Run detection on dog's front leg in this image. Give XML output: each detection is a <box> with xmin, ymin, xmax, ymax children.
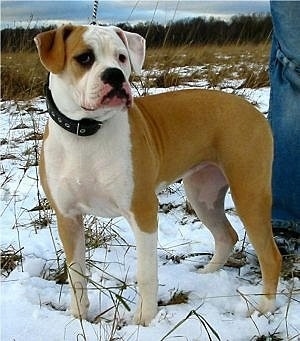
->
<box><xmin>128</xmin><ymin>210</ymin><xmax>158</xmax><ymax>326</ymax></box>
<box><xmin>56</xmin><ymin>213</ymin><xmax>90</xmax><ymax>319</ymax></box>
<box><xmin>133</xmin><ymin>228</ymin><xmax>158</xmax><ymax>326</ymax></box>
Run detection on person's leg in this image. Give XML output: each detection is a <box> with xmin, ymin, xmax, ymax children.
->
<box><xmin>268</xmin><ymin>1</ymin><xmax>300</xmax><ymax>253</ymax></box>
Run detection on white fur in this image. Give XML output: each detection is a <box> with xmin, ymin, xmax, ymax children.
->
<box><xmin>83</xmin><ymin>26</ymin><xmax>132</xmax><ymax>79</ymax></box>
<box><xmin>68</xmin><ymin>227</ymin><xmax>89</xmax><ymax>319</ymax></box>
<box><xmin>128</xmin><ymin>214</ymin><xmax>158</xmax><ymax>326</ymax></box>
<box><xmin>44</xmin><ymin>109</ymin><xmax>134</xmax><ymax>218</ymax></box>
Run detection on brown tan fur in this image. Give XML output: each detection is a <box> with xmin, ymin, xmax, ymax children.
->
<box><xmin>129</xmin><ymin>89</ymin><xmax>281</xmax><ymax>300</ymax></box>
<box><xmin>35</xmin><ymin>25</ymin><xmax>89</xmax><ymax>76</ymax></box>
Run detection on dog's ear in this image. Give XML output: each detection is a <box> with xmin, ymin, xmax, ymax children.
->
<box><xmin>114</xmin><ymin>28</ymin><xmax>146</xmax><ymax>75</ymax></box>
<box><xmin>34</xmin><ymin>25</ymin><xmax>74</xmax><ymax>74</ymax></box>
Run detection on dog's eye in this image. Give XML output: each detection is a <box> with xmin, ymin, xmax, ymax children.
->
<box><xmin>119</xmin><ymin>54</ymin><xmax>127</xmax><ymax>63</ymax></box>
<box><xmin>75</xmin><ymin>51</ymin><xmax>95</xmax><ymax>67</ymax></box>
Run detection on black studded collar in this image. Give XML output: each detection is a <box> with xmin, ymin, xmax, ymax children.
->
<box><xmin>44</xmin><ymin>74</ymin><xmax>103</xmax><ymax>137</ymax></box>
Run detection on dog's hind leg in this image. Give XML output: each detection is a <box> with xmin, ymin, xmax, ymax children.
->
<box><xmin>56</xmin><ymin>213</ymin><xmax>90</xmax><ymax>319</ymax></box>
<box><xmin>230</xmin><ymin>184</ymin><xmax>282</xmax><ymax>313</ymax></box>
<box><xmin>183</xmin><ymin>163</ymin><xmax>238</xmax><ymax>273</ymax></box>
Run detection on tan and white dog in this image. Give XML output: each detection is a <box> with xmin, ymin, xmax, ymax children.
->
<box><xmin>34</xmin><ymin>24</ymin><xmax>281</xmax><ymax>325</ymax></box>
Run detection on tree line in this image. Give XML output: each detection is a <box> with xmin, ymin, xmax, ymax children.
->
<box><xmin>1</xmin><ymin>14</ymin><xmax>272</xmax><ymax>52</ymax></box>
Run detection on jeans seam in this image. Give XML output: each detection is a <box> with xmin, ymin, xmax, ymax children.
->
<box><xmin>276</xmin><ymin>49</ymin><xmax>299</xmax><ymax>70</ymax></box>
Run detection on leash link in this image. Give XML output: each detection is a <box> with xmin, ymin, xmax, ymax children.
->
<box><xmin>91</xmin><ymin>0</ymin><xmax>99</xmax><ymax>25</ymax></box>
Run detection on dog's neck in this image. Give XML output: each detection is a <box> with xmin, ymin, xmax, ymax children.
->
<box><xmin>45</xmin><ymin>80</ymin><xmax>103</xmax><ymax>136</ymax></box>
<box><xmin>44</xmin><ymin>74</ymin><xmax>103</xmax><ymax>137</ymax></box>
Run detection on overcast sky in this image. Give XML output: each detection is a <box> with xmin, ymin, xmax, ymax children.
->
<box><xmin>1</xmin><ymin>1</ymin><xmax>270</xmax><ymax>29</ymax></box>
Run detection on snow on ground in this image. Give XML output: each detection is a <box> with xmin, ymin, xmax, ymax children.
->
<box><xmin>1</xmin><ymin>79</ymin><xmax>299</xmax><ymax>341</ymax></box>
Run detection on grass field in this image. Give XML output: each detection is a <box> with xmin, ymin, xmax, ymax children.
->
<box><xmin>1</xmin><ymin>43</ymin><xmax>270</xmax><ymax>100</ymax></box>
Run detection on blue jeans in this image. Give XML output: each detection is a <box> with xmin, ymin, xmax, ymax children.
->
<box><xmin>268</xmin><ymin>1</ymin><xmax>300</xmax><ymax>233</ymax></box>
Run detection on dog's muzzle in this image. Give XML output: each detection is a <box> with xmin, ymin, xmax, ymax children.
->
<box><xmin>100</xmin><ymin>68</ymin><xmax>132</xmax><ymax>107</ymax></box>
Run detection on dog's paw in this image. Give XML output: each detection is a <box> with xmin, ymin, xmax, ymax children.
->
<box><xmin>198</xmin><ymin>262</ymin><xmax>222</xmax><ymax>273</ymax></box>
<box><xmin>70</xmin><ymin>295</ymin><xmax>90</xmax><ymax>320</ymax></box>
<box><xmin>133</xmin><ymin>304</ymin><xmax>157</xmax><ymax>326</ymax></box>
<box><xmin>256</xmin><ymin>296</ymin><xmax>276</xmax><ymax>315</ymax></box>
<box><xmin>241</xmin><ymin>296</ymin><xmax>276</xmax><ymax>318</ymax></box>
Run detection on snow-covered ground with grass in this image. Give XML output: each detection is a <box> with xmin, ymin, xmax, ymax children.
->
<box><xmin>1</xmin><ymin>76</ymin><xmax>299</xmax><ymax>341</ymax></box>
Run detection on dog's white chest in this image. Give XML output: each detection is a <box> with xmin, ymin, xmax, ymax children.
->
<box><xmin>44</xmin><ymin>115</ymin><xmax>134</xmax><ymax>218</ymax></box>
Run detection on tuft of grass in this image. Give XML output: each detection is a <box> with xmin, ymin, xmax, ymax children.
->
<box><xmin>253</xmin><ymin>334</ymin><xmax>283</xmax><ymax>341</ymax></box>
<box><xmin>0</xmin><ymin>245</ymin><xmax>23</xmax><ymax>277</ymax></box>
<box><xmin>152</xmin><ymin>69</ymin><xmax>182</xmax><ymax>88</ymax></box>
<box><xmin>158</xmin><ymin>289</ymin><xmax>189</xmax><ymax>306</ymax></box>
<box><xmin>280</xmin><ymin>255</ymin><xmax>300</xmax><ymax>280</ymax></box>
<box><xmin>237</xmin><ymin>67</ymin><xmax>270</xmax><ymax>89</ymax></box>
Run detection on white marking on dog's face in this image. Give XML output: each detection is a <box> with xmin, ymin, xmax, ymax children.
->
<box><xmin>60</xmin><ymin>26</ymin><xmax>133</xmax><ymax>119</ymax></box>
<box><xmin>35</xmin><ymin>24</ymin><xmax>145</xmax><ymax>120</ymax></box>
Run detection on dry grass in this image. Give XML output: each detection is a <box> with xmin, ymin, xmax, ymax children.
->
<box><xmin>1</xmin><ymin>245</ymin><xmax>23</xmax><ymax>277</ymax></box>
<box><xmin>1</xmin><ymin>43</ymin><xmax>270</xmax><ymax>100</ymax></box>
<box><xmin>1</xmin><ymin>52</ymin><xmax>47</xmax><ymax>100</ymax></box>
<box><xmin>139</xmin><ymin>43</ymin><xmax>270</xmax><ymax>90</ymax></box>
<box><xmin>144</xmin><ymin>43</ymin><xmax>269</xmax><ymax>69</ymax></box>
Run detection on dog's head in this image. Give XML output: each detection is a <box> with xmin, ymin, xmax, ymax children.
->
<box><xmin>34</xmin><ymin>25</ymin><xmax>145</xmax><ymax>118</ymax></box>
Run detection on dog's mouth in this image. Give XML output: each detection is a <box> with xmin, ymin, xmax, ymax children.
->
<box><xmin>81</xmin><ymin>85</ymin><xmax>132</xmax><ymax>112</ymax></box>
<box><xmin>101</xmin><ymin>88</ymin><xmax>132</xmax><ymax>107</ymax></box>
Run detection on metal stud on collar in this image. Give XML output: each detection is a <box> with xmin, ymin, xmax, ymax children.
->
<box><xmin>77</xmin><ymin>123</ymin><xmax>86</xmax><ymax>135</ymax></box>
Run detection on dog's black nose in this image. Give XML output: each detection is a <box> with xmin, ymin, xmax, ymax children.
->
<box><xmin>101</xmin><ymin>68</ymin><xmax>125</xmax><ymax>89</ymax></box>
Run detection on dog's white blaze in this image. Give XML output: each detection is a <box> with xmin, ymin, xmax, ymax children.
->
<box><xmin>49</xmin><ymin>26</ymin><xmax>133</xmax><ymax>122</ymax></box>
<box><xmin>73</xmin><ymin>27</ymin><xmax>131</xmax><ymax>112</ymax></box>
<box><xmin>44</xmin><ymin>111</ymin><xmax>134</xmax><ymax>218</ymax></box>
<box><xmin>83</xmin><ymin>26</ymin><xmax>131</xmax><ymax>78</ymax></box>
<box><xmin>82</xmin><ymin>26</ymin><xmax>132</xmax><ymax>108</ymax></box>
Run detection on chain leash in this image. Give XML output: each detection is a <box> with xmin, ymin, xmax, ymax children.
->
<box><xmin>91</xmin><ymin>0</ymin><xmax>99</xmax><ymax>25</ymax></box>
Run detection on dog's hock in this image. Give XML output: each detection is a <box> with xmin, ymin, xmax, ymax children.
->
<box><xmin>113</xmin><ymin>27</ymin><xmax>146</xmax><ymax>75</ymax></box>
